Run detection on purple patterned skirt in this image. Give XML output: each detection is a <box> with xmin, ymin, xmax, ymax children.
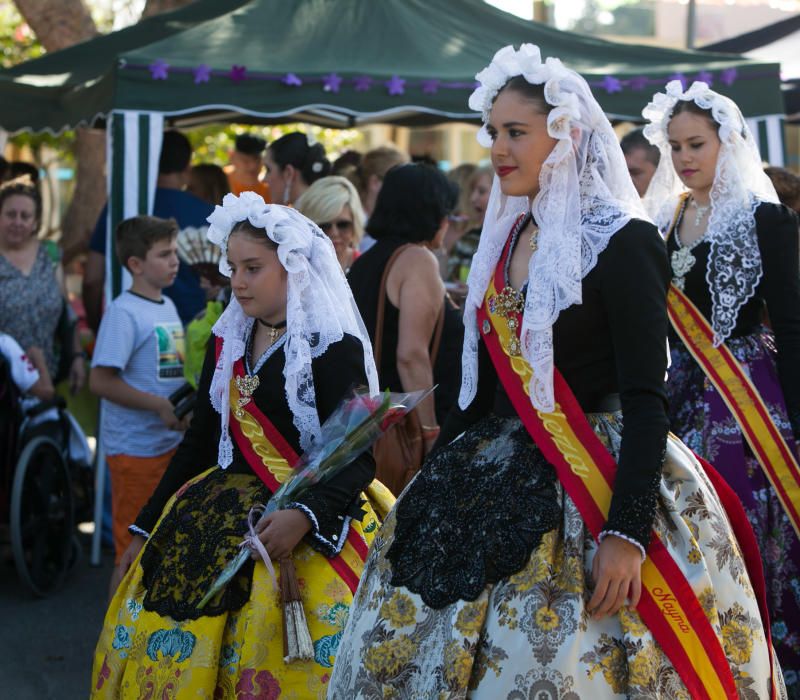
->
<box><xmin>668</xmin><ymin>326</ymin><xmax>800</xmax><ymax>696</ymax></box>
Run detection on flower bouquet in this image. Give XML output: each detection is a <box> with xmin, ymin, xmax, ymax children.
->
<box><xmin>197</xmin><ymin>386</ymin><xmax>433</xmax><ymax>661</ymax></box>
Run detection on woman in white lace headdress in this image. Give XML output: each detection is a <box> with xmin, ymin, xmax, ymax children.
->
<box><xmin>644</xmin><ymin>80</ymin><xmax>800</xmax><ymax>692</ymax></box>
<box><xmin>90</xmin><ymin>193</ymin><xmax>394</xmax><ymax>699</ymax></box>
<box><xmin>328</xmin><ymin>46</ymin><xmax>783</xmax><ymax>699</ymax></box>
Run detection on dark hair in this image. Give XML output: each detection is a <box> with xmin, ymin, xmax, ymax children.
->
<box><xmin>116</xmin><ymin>215</ymin><xmax>178</xmax><ymax>270</ymax></box>
<box><xmin>268</xmin><ymin>132</ymin><xmax>331</xmax><ymax>186</ymax></box>
<box><xmin>159</xmin><ymin>130</ymin><xmax>192</xmax><ymax>175</ymax></box>
<box><xmin>620</xmin><ymin>127</ymin><xmax>661</xmax><ymax>167</ymax></box>
<box><xmin>765</xmin><ymin>166</ymin><xmax>800</xmax><ymax>214</ymax></box>
<box><xmin>669</xmin><ymin>100</ymin><xmax>720</xmax><ymax>132</ymax></box>
<box><xmin>189</xmin><ymin>163</ymin><xmax>230</xmax><ymax>206</ymax></box>
<box><xmin>0</xmin><ymin>156</ymin><xmax>8</xmax><ymax>181</ymax></box>
<box><xmin>367</xmin><ymin>163</ymin><xmax>455</xmax><ymax>243</ymax></box>
<box><xmin>229</xmin><ymin>220</ymin><xmax>279</xmax><ymax>250</ymax></box>
<box><xmin>0</xmin><ymin>175</ymin><xmax>42</xmax><ymax>225</ymax></box>
<box><xmin>496</xmin><ymin>75</ymin><xmax>550</xmax><ymax>114</ymax></box>
<box><xmin>332</xmin><ymin>149</ymin><xmax>362</xmax><ymax>174</ymax></box>
<box><xmin>235</xmin><ymin>133</ymin><xmax>266</xmax><ymax>156</ymax></box>
<box><xmin>8</xmin><ymin>161</ymin><xmax>40</xmax><ymax>183</ymax></box>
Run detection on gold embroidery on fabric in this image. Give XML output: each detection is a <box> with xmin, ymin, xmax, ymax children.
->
<box><xmin>230</xmin><ymin>380</ymin><xmax>294</xmax><ymax>484</ymax></box>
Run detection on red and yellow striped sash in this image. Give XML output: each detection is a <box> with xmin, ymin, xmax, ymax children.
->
<box><xmin>477</xmin><ymin>238</ymin><xmax>743</xmax><ymax>699</ymax></box>
<box><xmin>218</xmin><ymin>342</ymin><xmax>367</xmax><ymax>593</ymax></box>
<box><xmin>667</xmin><ymin>278</ymin><xmax>800</xmax><ymax>543</ymax></box>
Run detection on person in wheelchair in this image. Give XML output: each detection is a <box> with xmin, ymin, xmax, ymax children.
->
<box><xmin>0</xmin><ymin>331</ymin><xmax>93</xmax><ymax>597</ymax></box>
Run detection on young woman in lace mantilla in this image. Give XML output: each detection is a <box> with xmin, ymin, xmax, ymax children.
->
<box><xmin>327</xmin><ymin>46</ymin><xmax>784</xmax><ymax>700</ymax></box>
<box><xmin>90</xmin><ymin>195</ymin><xmax>394</xmax><ymax>699</ymax></box>
<box><xmin>643</xmin><ymin>80</ymin><xmax>800</xmax><ymax>695</ymax></box>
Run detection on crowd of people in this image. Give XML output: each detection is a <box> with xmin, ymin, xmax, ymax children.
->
<box><xmin>2</xmin><ymin>41</ymin><xmax>800</xmax><ymax>700</ymax></box>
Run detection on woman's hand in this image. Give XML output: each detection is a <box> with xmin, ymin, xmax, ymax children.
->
<box><xmin>588</xmin><ymin>534</ymin><xmax>643</xmax><ymax>620</ymax></box>
<box><xmin>69</xmin><ymin>355</ymin><xmax>86</xmax><ymax>395</ymax></box>
<box><xmin>109</xmin><ymin>535</ymin><xmax>146</xmax><ymax>599</ymax></box>
<box><xmin>254</xmin><ymin>509</ymin><xmax>312</xmax><ymax>561</ymax></box>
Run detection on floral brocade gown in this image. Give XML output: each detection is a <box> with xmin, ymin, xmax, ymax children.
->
<box><xmin>327</xmin><ymin>414</ymin><xmax>781</xmax><ymax>699</ymax></box>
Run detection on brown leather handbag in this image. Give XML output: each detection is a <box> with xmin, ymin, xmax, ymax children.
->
<box><xmin>372</xmin><ymin>244</ymin><xmax>444</xmax><ymax>496</ymax></box>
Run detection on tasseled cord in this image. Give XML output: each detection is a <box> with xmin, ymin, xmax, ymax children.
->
<box><xmin>280</xmin><ymin>557</ymin><xmax>314</xmax><ymax>662</ymax></box>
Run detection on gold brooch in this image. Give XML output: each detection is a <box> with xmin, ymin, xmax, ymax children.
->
<box><xmin>494</xmin><ymin>286</ymin><xmax>524</xmax><ymax>356</ymax></box>
<box><xmin>234</xmin><ymin>374</ymin><xmax>260</xmax><ymax>417</ymax></box>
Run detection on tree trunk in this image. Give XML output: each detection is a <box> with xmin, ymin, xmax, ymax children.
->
<box><xmin>14</xmin><ymin>0</ymin><xmax>101</xmax><ymax>263</ymax></box>
<box><xmin>141</xmin><ymin>0</ymin><xmax>196</xmax><ymax>19</ymax></box>
<box><xmin>12</xmin><ymin>0</ymin><xmax>97</xmax><ymax>51</ymax></box>
<box><xmin>13</xmin><ymin>0</ymin><xmax>195</xmax><ymax>263</ymax></box>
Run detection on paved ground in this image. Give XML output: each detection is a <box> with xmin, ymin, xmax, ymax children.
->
<box><xmin>0</xmin><ymin>533</ymin><xmax>114</xmax><ymax>699</ymax></box>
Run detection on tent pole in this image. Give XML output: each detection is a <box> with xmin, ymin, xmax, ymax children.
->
<box><xmin>686</xmin><ymin>0</ymin><xmax>697</xmax><ymax>49</ymax></box>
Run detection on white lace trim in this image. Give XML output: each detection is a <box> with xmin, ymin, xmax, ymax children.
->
<box><xmin>598</xmin><ymin>529</ymin><xmax>647</xmax><ymax>561</ymax></box>
<box><xmin>286</xmin><ymin>502</ymin><xmax>349</xmax><ymax>556</ymax></box>
<box><xmin>460</xmin><ymin>45</ymin><xmax>648</xmax><ymax>412</ymax></box>
<box><xmin>642</xmin><ymin>80</ymin><xmax>779</xmax><ymax>345</ymax></box>
<box><xmin>128</xmin><ymin>524</ymin><xmax>150</xmax><ymax>540</ymax></box>
<box><xmin>207</xmin><ymin>195</ymin><xmax>380</xmax><ymax>467</ymax></box>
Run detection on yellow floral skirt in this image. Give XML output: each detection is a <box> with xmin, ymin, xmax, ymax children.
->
<box><xmin>328</xmin><ymin>414</ymin><xmax>783</xmax><ymax>699</ymax></box>
<box><xmin>91</xmin><ymin>467</ymin><xmax>394</xmax><ymax>699</ymax></box>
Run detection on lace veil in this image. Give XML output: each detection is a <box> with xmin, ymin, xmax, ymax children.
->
<box><xmin>460</xmin><ymin>44</ymin><xmax>648</xmax><ymax>412</ymax></box>
<box><xmin>642</xmin><ymin>80</ymin><xmax>779</xmax><ymax>344</ymax></box>
<box><xmin>206</xmin><ymin>192</ymin><xmax>379</xmax><ymax>467</ymax></box>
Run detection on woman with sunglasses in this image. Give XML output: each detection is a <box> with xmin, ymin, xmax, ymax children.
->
<box><xmin>296</xmin><ymin>176</ymin><xmax>365</xmax><ymax>273</ymax></box>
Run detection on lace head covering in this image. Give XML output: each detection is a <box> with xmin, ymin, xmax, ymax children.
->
<box><xmin>642</xmin><ymin>80</ymin><xmax>779</xmax><ymax>344</ymax></box>
<box><xmin>206</xmin><ymin>192</ymin><xmax>379</xmax><ymax>467</ymax></box>
<box><xmin>460</xmin><ymin>44</ymin><xmax>648</xmax><ymax>413</ymax></box>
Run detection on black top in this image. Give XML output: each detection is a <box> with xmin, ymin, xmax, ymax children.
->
<box><xmin>666</xmin><ymin>201</ymin><xmax>800</xmax><ymax>423</ymax></box>
<box><xmin>438</xmin><ymin>218</ymin><xmax>671</xmax><ymax>549</ymax></box>
<box><xmin>348</xmin><ymin>235</ymin><xmax>463</xmax><ymax>423</ymax></box>
<box><xmin>135</xmin><ymin>332</ymin><xmax>376</xmax><ymax>556</ymax></box>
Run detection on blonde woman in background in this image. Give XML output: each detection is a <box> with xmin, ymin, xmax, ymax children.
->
<box><xmin>295</xmin><ymin>176</ymin><xmax>366</xmax><ymax>273</ymax></box>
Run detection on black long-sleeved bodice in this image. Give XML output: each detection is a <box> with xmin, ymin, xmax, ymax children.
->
<box><xmin>666</xmin><ymin>201</ymin><xmax>800</xmax><ymax>422</ymax></box>
<box><xmin>135</xmin><ymin>332</ymin><xmax>376</xmax><ymax>555</ymax></box>
<box><xmin>438</xmin><ymin>218</ymin><xmax>672</xmax><ymax>549</ymax></box>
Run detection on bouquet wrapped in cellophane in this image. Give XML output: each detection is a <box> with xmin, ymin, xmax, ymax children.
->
<box><xmin>197</xmin><ymin>386</ymin><xmax>433</xmax><ymax>661</ymax></box>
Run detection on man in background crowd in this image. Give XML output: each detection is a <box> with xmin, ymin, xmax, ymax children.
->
<box><xmin>620</xmin><ymin>126</ymin><xmax>661</xmax><ymax>197</ymax></box>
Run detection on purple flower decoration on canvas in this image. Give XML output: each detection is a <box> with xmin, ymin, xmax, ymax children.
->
<box><xmin>193</xmin><ymin>64</ymin><xmax>211</xmax><ymax>84</ymax></box>
<box><xmin>282</xmin><ymin>73</ymin><xmax>303</xmax><ymax>87</ymax></box>
<box><xmin>385</xmin><ymin>75</ymin><xmax>406</xmax><ymax>96</ymax></box>
<box><xmin>353</xmin><ymin>76</ymin><xmax>372</xmax><ymax>92</ymax></box>
<box><xmin>629</xmin><ymin>75</ymin><xmax>650</xmax><ymax>91</ymax></box>
<box><xmin>229</xmin><ymin>65</ymin><xmax>247</xmax><ymax>83</ymax></box>
<box><xmin>669</xmin><ymin>72</ymin><xmax>688</xmax><ymax>89</ymax></box>
<box><xmin>601</xmin><ymin>75</ymin><xmax>623</xmax><ymax>94</ymax></box>
<box><xmin>720</xmin><ymin>68</ymin><xmax>737</xmax><ymax>86</ymax></box>
<box><xmin>323</xmin><ymin>73</ymin><xmax>343</xmax><ymax>93</ymax></box>
<box><xmin>696</xmin><ymin>70</ymin><xmax>713</xmax><ymax>86</ymax></box>
<box><xmin>421</xmin><ymin>79</ymin><xmax>440</xmax><ymax>94</ymax></box>
<box><xmin>149</xmin><ymin>60</ymin><xmax>169</xmax><ymax>80</ymax></box>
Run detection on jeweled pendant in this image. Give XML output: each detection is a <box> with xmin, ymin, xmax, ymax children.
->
<box><xmin>671</xmin><ymin>246</ymin><xmax>696</xmax><ymax>279</ymax></box>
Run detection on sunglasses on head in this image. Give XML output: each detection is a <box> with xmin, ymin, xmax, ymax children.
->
<box><xmin>319</xmin><ymin>219</ymin><xmax>354</xmax><ymax>234</ymax></box>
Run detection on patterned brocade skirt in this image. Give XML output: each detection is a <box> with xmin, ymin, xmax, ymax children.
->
<box><xmin>668</xmin><ymin>328</ymin><xmax>800</xmax><ymax>697</ymax></box>
<box><xmin>90</xmin><ymin>467</ymin><xmax>393</xmax><ymax>699</ymax></box>
<box><xmin>327</xmin><ymin>413</ymin><xmax>782</xmax><ymax>699</ymax></box>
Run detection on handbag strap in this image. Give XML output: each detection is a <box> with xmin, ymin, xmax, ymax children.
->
<box><xmin>374</xmin><ymin>243</ymin><xmax>445</xmax><ymax>370</ymax></box>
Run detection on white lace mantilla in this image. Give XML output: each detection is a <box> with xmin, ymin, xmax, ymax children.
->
<box><xmin>643</xmin><ymin>80</ymin><xmax>779</xmax><ymax>345</ymax></box>
<box><xmin>206</xmin><ymin>194</ymin><xmax>379</xmax><ymax>467</ymax></box>
<box><xmin>460</xmin><ymin>45</ymin><xmax>648</xmax><ymax>412</ymax></box>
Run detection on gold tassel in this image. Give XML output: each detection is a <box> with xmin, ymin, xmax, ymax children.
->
<box><xmin>280</xmin><ymin>557</ymin><xmax>314</xmax><ymax>662</ymax></box>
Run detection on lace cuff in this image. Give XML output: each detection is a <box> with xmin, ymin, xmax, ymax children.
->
<box><xmin>285</xmin><ymin>502</ymin><xmax>349</xmax><ymax>557</ymax></box>
<box><xmin>598</xmin><ymin>529</ymin><xmax>647</xmax><ymax>561</ymax></box>
<box><xmin>128</xmin><ymin>524</ymin><xmax>150</xmax><ymax>540</ymax></box>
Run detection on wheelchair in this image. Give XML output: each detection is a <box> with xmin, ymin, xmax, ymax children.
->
<box><xmin>0</xmin><ymin>354</ymin><xmax>93</xmax><ymax>597</ymax></box>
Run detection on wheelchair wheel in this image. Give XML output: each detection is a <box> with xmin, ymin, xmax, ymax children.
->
<box><xmin>10</xmin><ymin>436</ymin><xmax>74</xmax><ymax>597</ymax></box>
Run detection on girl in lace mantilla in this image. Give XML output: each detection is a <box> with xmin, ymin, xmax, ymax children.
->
<box><xmin>90</xmin><ymin>196</ymin><xmax>393</xmax><ymax>699</ymax></box>
<box><xmin>644</xmin><ymin>80</ymin><xmax>800</xmax><ymax>694</ymax></box>
<box><xmin>327</xmin><ymin>46</ymin><xmax>784</xmax><ymax>700</ymax></box>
